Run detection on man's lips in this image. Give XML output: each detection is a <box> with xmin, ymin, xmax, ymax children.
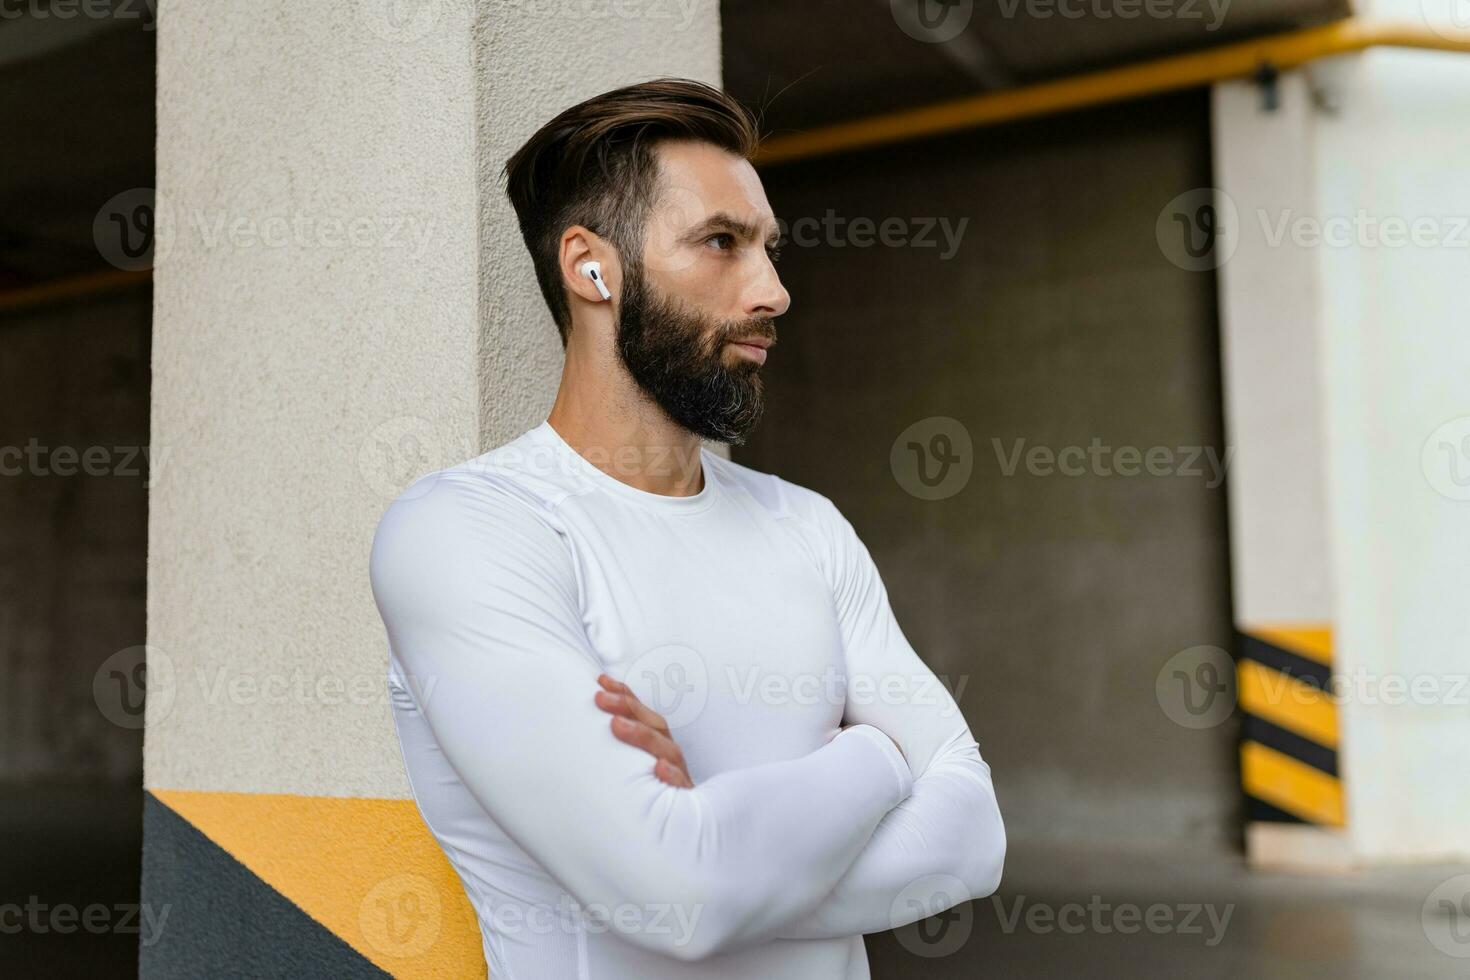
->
<box><xmin>725</xmin><ymin>336</ymin><xmax>773</xmax><ymax>365</ymax></box>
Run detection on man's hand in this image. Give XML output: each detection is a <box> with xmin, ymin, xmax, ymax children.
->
<box><xmin>594</xmin><ymin>673</ymin><xmax>694</xmax><ymax>788</ymax></box>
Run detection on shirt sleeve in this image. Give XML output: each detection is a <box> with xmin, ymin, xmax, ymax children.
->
<box><xmin>769</xmin><ymin>491</ymin><xmax>1006</xmax><ymax>941</ymax></box>
<box><xmin>368</xmin><ymin>470</ymin><xmax>914</xmax><ymax>963</ymax></box>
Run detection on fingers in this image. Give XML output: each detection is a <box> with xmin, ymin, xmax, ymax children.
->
<box><xmin>612</xmin><ymin>717</ymin><xmax>693</xmax><ymax>788</ymax></box>
<box><xmin>595</xmin><ymin>673</ymin><xmax>693</xmax><ymax>788</ymax></box>
<box><xmin>593</xmin><ymin>689</ymin><xmax>672</xmax><ymax>738</ymax></box>
<box><xmin>594</xmin><ymin>674</ymin><xmax>671</xmax><ymax>736</ymax></box>
<box><xmin>654</xmin><ymin>758</ymin><xmax>693</xmax><ymax>789</ymax></box>
<box><xmin>608</xmin><ymin>714</ymin><xmax>686</xmax><ymax>768</ymax></box>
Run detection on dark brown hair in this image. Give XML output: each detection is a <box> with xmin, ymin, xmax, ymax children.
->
<box><xmin>503</xmin><ymin>77</ymin><xmax>760</xmax><ymax>346</ymax></box>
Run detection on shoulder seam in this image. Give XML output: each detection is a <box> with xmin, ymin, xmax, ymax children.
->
<box><xmin>762</xmin><ymin>471</ymin><xmax>794</xmax><ymax>520</ymax></box>
<box><xmin>433</xmin><ymin>453</ymin><xmax>602</xmax><ymax>518</ymax></box>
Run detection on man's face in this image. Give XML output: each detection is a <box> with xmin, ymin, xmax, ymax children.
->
<box><xmin>614</xmin><ymin>140</ymin><xmax>791</xmax><ymax>445</ymax></box>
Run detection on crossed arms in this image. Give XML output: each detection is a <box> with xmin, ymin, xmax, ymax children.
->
<box><xmin>368</xmin><ymin>471</ymin><xmax>1005</xmax><ymax>963</ymax></box>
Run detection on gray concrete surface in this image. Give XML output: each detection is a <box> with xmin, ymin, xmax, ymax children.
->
<box><xmin>865</xmin><ymin>836</ymin><xmax>1470</xmax><ymax>978</ymax></box>
<box><xmin>5</xmin><ymin>787</ymin><xmax>1463</xmax><ymax>979</ymax></box>
<box><xmin>739</xmin><ymin>90</ymin><xmax>1239</xmax><ymax>852</ymax></box>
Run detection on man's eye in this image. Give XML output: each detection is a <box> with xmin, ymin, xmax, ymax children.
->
<box><xmin>706</xmin><ymin>233</ymin><xmax>736</xmax><ymax>251</ymax></box>
<box><xmin>766</xmin><ymin>244</ymin><xmax>783</xmax><ymax>264</ymax></box>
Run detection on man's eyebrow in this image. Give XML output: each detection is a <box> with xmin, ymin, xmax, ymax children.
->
<box><xmin>683</xmin><ymin>211</ymin><xmax>781</xmax><ymax>245</ymax></box>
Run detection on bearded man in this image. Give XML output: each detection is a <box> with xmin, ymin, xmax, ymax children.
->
<box><xmin>368</xmin><ymin>77</ymin><xmax>1005</xmax><ymax>980</ymax></box>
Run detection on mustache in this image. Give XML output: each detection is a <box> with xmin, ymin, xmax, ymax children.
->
<box><xmin>712</xmin><ymin>316</ymin><xmax>778</xmax><ymax>349</ymax></box>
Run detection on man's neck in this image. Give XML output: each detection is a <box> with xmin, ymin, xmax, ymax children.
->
<box><xmin>546</xmin><ymin>351</ymin><xmax>707</xmax><ymax>498</ymax></box>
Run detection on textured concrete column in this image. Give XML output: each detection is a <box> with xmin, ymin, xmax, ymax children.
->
<box><xmin>1212</xmin><ymin>70</ymin><xmax>1346</xmax><ymax>870</ymax></box>
<box><xmin>1213</xmin><ymin>10</ymin><xmax>1470</xmax><ymax>866</ymax></box>
<box><xmin>1311</xmin><ymin>33</ymin><xmax>1470</xmax><ymax>863</ymax></box>
<box><xmin>143</xmin><ymin>2</ymin><xmax>720</xmax><ymax>975</ymax></box>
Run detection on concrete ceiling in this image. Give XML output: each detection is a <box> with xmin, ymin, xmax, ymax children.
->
<box><xmin>722</xmin><ymin>0</ymin><xmax>1351</xmax><ymax>135</ymax></box>
<box><xmin>1</xmin><ymin>2</ymin><xmax>1354</xmax><ymax>287</ymax></box>
<box><xmin>0</xmin><ymin>21</ymin><xmax>154</xmax><ymax>289</ymax></box>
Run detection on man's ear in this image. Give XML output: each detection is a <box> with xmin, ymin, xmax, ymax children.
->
<box><xmin>559</xmin><ymin>226</ymin><xmax>620</xmax><ymax>306</ymax></box>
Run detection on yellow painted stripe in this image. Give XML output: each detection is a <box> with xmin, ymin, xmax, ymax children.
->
<box><xmin>1237</xmin><ymin>659</ymin><xmax>1339</xmax><ymax>748</ymax></box>
<box><xmin>754</xmin><ymin>20</ymin><xmax>1470</xmax><ymax>165</ymax></box>
<box><xmin>1241</xmin><ymin>741</ymin><xmax>1345</xmax><ymax>826</ymax></box>
<box><xmin>1244</xmin><ymin>624</ymin><xmax>1333</xmax><ymax>667</ymax></box>
<box><xmin>152</xmin><ymin>789</ymin><xmax>482</xmax><ymax>979</ymax></box>
<box><xmin>0</xmin><ymin>267</ymin><xmax>152</xmax><ymax>313</ymax></box>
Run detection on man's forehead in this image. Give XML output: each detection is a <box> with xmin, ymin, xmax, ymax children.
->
<box><xmin>652</xmin><ymin>141</ymin><xmax>777</xmax><ymax>233</ymax></box>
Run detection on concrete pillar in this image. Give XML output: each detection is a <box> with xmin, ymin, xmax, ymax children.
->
<box><xmin>142</xmin><ymin>2</ymin><xmax>721</xmax><ymax>975</ymax></box>
<box><xmin>1212</xmin><ymin>11</ymin><xmax>1470</xmax><ymax>866</ymax></box>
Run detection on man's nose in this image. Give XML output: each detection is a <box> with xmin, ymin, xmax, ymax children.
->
<box><xmin>745</xmin><ymin>258</ymin><xmax>791</xmax><ymax>318</ymax></box>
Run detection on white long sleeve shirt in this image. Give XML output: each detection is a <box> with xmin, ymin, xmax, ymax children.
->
<box><xmin>368</xmin><ymin>420</ymin><xmax>1005</xmax><ymax>979</ymax></box>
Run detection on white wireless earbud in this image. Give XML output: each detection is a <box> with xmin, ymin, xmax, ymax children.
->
<box><xmin>580</xmin><ymin>260</ymin><xmax>612</xmax><ymax>301</ymax></box>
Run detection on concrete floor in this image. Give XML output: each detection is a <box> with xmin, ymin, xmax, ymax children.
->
<box><xmin>1</xmin><ymin>783</ymin><xmax>143</xmax><ymax>978</ymax></box>
<box><xmin>3</xmin><ymin>787</ymin><xmax>1466</xmax><ymax>978</ymax></box>
<box><xmin>866</xmin><ymin>836</ymin><xmax>1470</xmax><ymax>979</ymax></box>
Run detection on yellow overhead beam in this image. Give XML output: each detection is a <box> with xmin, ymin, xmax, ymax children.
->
<box><xmin>0</xmin><ymin>267</ymin><xmax>152</xmax><ymax>314</ymax></box>
<box><xmin>754</xmin><ymin>19</ymin><xmax>1470</xmax><ymax>166</ymax></box>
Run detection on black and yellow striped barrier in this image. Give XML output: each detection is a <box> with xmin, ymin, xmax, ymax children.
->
<box><xmin>1237</xmin><ymin>626</ymin><xmax>1345</xmax><ymax>827</ymax></box>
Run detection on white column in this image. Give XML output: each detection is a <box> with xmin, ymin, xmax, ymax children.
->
<box><xmin>148</xmin><ymin>0</ymin><xmax>722</xmax><ymax>800</ymax></box>
<box><xmin>1213</xmin><ymin>20</ymin><xmax>1470</xmax><ymax>863</ymax></box>
<box><xmin>146</xmin><ymin>4</ymin><xmax>721</xmax><ymax>974</ymax></box>
<box><xmin>1313</xmin><ymin>38</ymin><xmax>1470</xmax><ymax>862</ymax></box>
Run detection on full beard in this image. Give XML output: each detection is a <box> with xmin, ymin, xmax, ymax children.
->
<box><xmin>614</xmin><ymin>263</ymin><xmax>776</xmax><ymax>445</ymax></box>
